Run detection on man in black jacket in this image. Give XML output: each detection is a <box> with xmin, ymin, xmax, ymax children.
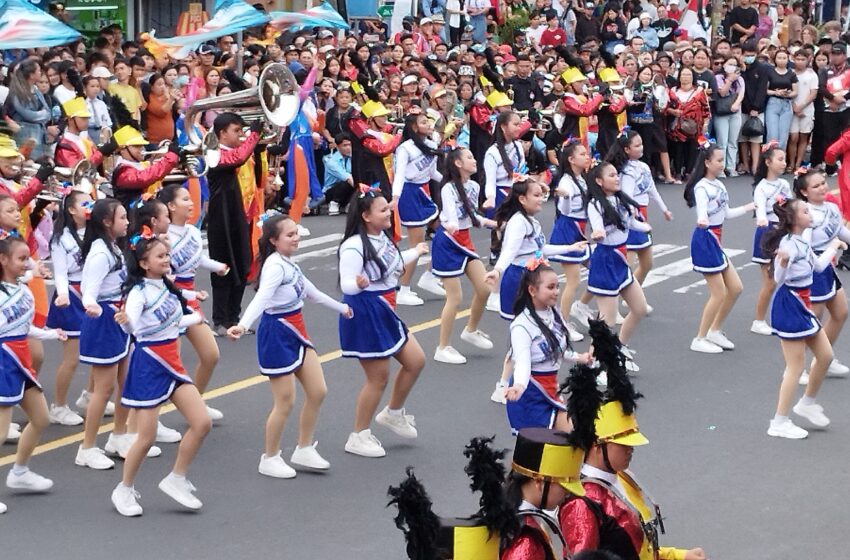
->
<box><xmin>574</xmin><ymin>2</ymin><xmax>599</xmax><ymax>47</ymax></box>
<box><xmin>504</xmin><ymin>54</ymin><xmax>544</xmax><ymax>112</ymax></box>
<box><xmin>738</xmin><ymin>40</ymin><xmax>768</xmax><ymax>174</ymax></box>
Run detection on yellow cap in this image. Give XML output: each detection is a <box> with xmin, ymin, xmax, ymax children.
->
<box><xmin>113</xmin><ymin>125</ymin><xmax>147</xmax><ymax>147</ymax></box>
<box><xmin>595</xmin><ymin>401</ymin><xmax>649</xmax><ymax>447</ymax></box>
<box><xmin>361</xmin><ymin>100</ymin><xmax>391</xmax><ymax>119</ymax></box>
<box><xmin>62</xmin><ymin>97</ymin><xmax>92</xmax><ymax>119</ymax></box>
<box><xmin>560</xmin><ymin>67</ymin><xmax>587</xmax><ymax>84</ymax></box>
<box><xmin>598</xmin><ymin>67</ymin><xmax>621</xmax><ymax>84</ymax></box>
<box><xmin>0</xmin><ymin>135</ymin><xmax>21</xmax><ymax>159</ymax></box>
<box><xmin>485</xmin><ymin>90</ymin><xmax>512</xmax><ymax>108</ymax></box>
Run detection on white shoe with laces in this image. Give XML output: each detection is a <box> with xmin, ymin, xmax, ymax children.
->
<box><xmin>690</xmin><ymin>337</ymin><xmax>724</xmax><ymax>354</ymax></box>
<box><xmin>793</xmin><ymin>401</ymin><xmax>830</xmax><ymax>428</ymax></box>
<box><xmin>48</xmin><ymin>404</ymin><xmax>84</xmax><ymax>426</ymax></box>
<box><xmin>158</xmin><ymin>473</ymin><xmax>202</xmax><ymax>510</ymax></box>
<box><xmin>6</xmin><ymin>422</ymin><xmax>20</xmax><ymax>442</ymax></box>
<box><xmin>828</xmin><ymin>359</ymin><xmax>850</xmax><ymax>377</ymax></box>
<box><xmin>75</xmin><ymin>390</ymin><xmax>114</xmax><ymax>416</ymax></box>
<box><xmin>375</xmin><ymin>406</ymin><xmax>418</xmax><ymax>438</ymax></box>
<box><xmin>6</xmin><ymin>469</ymin><xmax>53</xmax><ymax>492</ymax></box>
<box><xmin>396</xmin><ymin>290</ymin><xmax>424</xmax><ymax>306</ymax></box>
<box><xmin>798</xmin><ymin>370</ymin><xmax>809</xmax><ymax>385</ymax></box>
<box><xmin>327</xmin><ymin>201</ymin><xmax>340</xmax><ymax>216</ymax></box>
<box><xmin>259</xmin><ymin>451</ymin><xmax>297</xmax><ymax>478</ymax></box>
<box><xmin>566</xmin><ymin>322</ymin><xmax>584</xmax><ymax>342</ymax></box>
<box><xmin>416</xmin><ymin>270</ymin><xmax>446</xmax><ymax>297</ymax></box>
<box><xmin>74</xmin><ymin>446</ymin><xmax>114</xmax><ymax>470</ymax></box>
<box><xmin>105</xmin><ymin>433</ymin><xmax>161</xmax><ymax>459</ymax></box>
<box><xmin>767</xmin><ymin>418</ymin><xmax>809</xmax><ymax>439</ymax></box>
<box><xmin>205</xmin><ymin>405</ymin><xmax>224</xmax><ymax>421</ymax></box>
<box><xmin>296</xmin><ymin>224</ymin><xmax>311</xmax><ymax>237</ymax></box>
<box><xmin>111</xmin><ymin>483</ymin><xmax>143</xmax><ymax>517</ymax></box>
<box><xmin>344</xmin><ymin>429</ymin><xmax>386</xmax><ymax>458</ymax></box>
<box><xmin>485</xmin><ymin>293</ymin><xmax>501</xmax><ymax>312</ymax></box>
<box><xmin>570</xmin><ymin>301</ymin><xmax>593</xmax><ymax>328</ymax></box>
<box><xmin>490</xmin><ymin>382</ymin><xmax>507</xmax><ymax>404</ymax></box>
<box><xmin>460</xmin><ymin>328</ymin><xmax>493</xmax><ymax>349</ymax></box>
<box><xmin>156</xmin><ymin>421</ymin><xmax>182</xmax><ymax>443</ymax></box>
<box><xmin>706</xmin><ymin>330</ymin><xmax>735</xmax><ymax>350</ymax></box>
<box><xmin>290</xmin><ymin>442</ymin><xmax>331</xmax><ymax>470</ymax></box>
<box><xmin>750</xmin><ymin>320</ymin><xmax>773</xmax><ymax>336</ymax></box>
<box><xmin>434</xmin><ymin>345</ymin><xmax>467</xmax><ymax>364</ymax></box>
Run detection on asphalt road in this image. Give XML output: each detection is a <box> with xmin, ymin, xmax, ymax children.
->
<box><xmin>2</xmin><ymin>174</ymin><xmax>848</xmax><ymax>559</ymax></box>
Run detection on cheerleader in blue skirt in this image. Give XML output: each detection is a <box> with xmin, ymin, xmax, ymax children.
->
<box><xmin>432</xmin><ymin>148</ymin><xmax>497</xmax><ymax>365</ymax></box>
<box><xmin>751</xmin><ymin>143</ymin><xmax>792</xmax><ymax>336</ymax></box>
<box><xmin>0</xmin><ymin>235</ymin><xmax>66</xmax><ymax>514</ymax></box>
<box><xmin>761</xmin><ymin>198</ymin><xmax>846</xmax><ymax>440</ymax></box>
<box><xmin>794</xmin><ymin>170</ymin><xmax>850</xmax><ymax>380</ymax></box>
<box><xmin>392</xmin><ymin>113</ymin><xmax>444</xmax><ymax>306</ymax></box>
<box><xmin>45</xmin><ymin>190</ymin><xmax>89</xmax><ymax>427</ymax></box>
<box><xmin>228</xmin><ymin>213</ymin><xmax>351</xmax><ymax>478</ymax></box>
<box><xmin>338</xmin><ymin>186</ymin><xmax>428</xmax><ymax>458</ymax></box>
<box><xmin>504</xmin><ymin>259</ymin><xmax>590</xmax><ymax>434</ymax></box>
<box><xmin>110</xmin><ymin>232</ymin><xmax>210</xmax><ymax>516</ymax></box>
<box><xmin>683</xmin><ymin>144</ymin><xmax>754</xmax><ymax>354</ymax></box>
<box><xmin>75</xmin><ymin>199</ymin><xmax>132</xmax><ymax>471</ymax></box>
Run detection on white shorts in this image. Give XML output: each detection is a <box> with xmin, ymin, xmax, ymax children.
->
<box><xmin>790</xmin><ymin>113</ymin><xmax>815</xmax><ymax>134</ymax></box>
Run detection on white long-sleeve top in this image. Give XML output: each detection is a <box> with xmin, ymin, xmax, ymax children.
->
<box><xmin>808</xmin><ymin>201</ymin><xmax>850</xmax><ymax>251</ymax></box>
<box><xmin>753</xmin><ymin>178</ymin><xmax>792</xmax><ymax>223</ymax></box>
<box><xmin>168</xmin><ymin>223</ymin><xmax>227</xmax><ymax>280</ymax></box>
<box><xmin>693</xmin><ymin>178</ymin><xmax>750</xmax><ymax>226</ymax></box>
<box><xmin>50</xmin><ymin>227</ymin><xmax>85</xmax><ymax>299</ymax></box>
<box><xmin>773</xmin><ymin>231</ymin><xmax>836</xmax><ymax>286</ymax></box>
<box><xmin>391</xmin><ymin>139</ymin><xmax>443</xmax><ymax>198</ymax></box>
<box><xmin>339</xmin><ymin>232</ymin><xmax>420</xmax><ymax>295</ymax></box>
<box><xmin>587</xmin><ymin>196</ymin><xmax>651</xmax><ymax>246</ymax></box>
<box><xmin>510</xmin><ymin>307</ymin><xmax>578</xmax><ymax>393</ymax></box>
<box><xmin>556</xmin><ymin>173</ymin><xmax>587</xmax><ymax>219</ymax></box>
<box><xmin>238</xmin><ymin>253</ymin><xmax>348</xmax><ymax>330</ymax></box>
<box><xmin>494</xmin><ymin>214</ymin><xmax>572</xmax><ymax>273</ymax></box>
<box><xmin>439</xmin><ymin>180</ymin><xmax>481</xmax><ymax>230</ymax></box>
<box><xmin>81</xmin><ymin>239</ymin><xmax>126</xmax><ymax>306</ymax></box>
<box><xmin>483</xmin><ymin>141</ymin><xmax>524</xmax><ymax>200</ymax></box>
<box><xmin>123</xmin><ymin>278</ymin><xmax>201</xmax><ymax>342</ymax></box>
<box><xmin>620</xmin><ymin>160</ymin><xmax>668</xmax><ymax>212</ymax></box>
<box><xmin>0</xmin><ymin>282</ymin><xmax>60</xmax><ymax>340</ymax></box>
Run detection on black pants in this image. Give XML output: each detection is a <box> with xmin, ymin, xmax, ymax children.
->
<box><xmin>325</xmin><ymin>180</ymin><xmax>354</xmax><ymax>206</ymax></box>
<box><xmin>449</xmin><ymin>26</ymin><xmax>462</xmax><ymax>45</ymax></box>
<box><xmin>668</xmin><ymin>138</ymin><xmax>698</xmax><ymax>178</ymax></box>
<box><xmin>211</xmin><ymin>272</ymin><xmax>246</xmax><ymax>328</ymax></box>
<box><xmin>821</xmin><ymin>108</ymin><xmax>850</xmax><ymax>172</ymax></box>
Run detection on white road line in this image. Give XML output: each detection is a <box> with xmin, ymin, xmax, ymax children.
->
<box><xmin>292</xmin><ymin>246</ymin><xmax>340</xmax><ymax>263</ymax></box>
<box><xmin>673</xmin><ymin>260</ymin><xmax>757</xmax><ymax>294</ymax></box>
<box><xmin>643</xmin><ymin>249</ymin><xmax>745</xmax><ymax>289</ymax></box>
<box><xmin>298</xmin><ymin>233</ymin><xmax>344</xmax><ymax>248</ymax></box>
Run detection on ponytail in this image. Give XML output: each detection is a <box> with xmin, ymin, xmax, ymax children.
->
<box><xmin>683</xmin><ymin>144</ymin><xmax>722</xmax><ymax>208</ymax></box>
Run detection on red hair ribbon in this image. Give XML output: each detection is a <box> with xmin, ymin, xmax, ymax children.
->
<box><xmin>525</xmin><ymin>251</ymin><xmax>548</xmax><ymax>271</ymax></box>
<box><xmin>358</xmin><ymin>183</ymin><xmax>382</xmax><ymax>197</ymax></box>
<box><xmin>761</xmin><ymin>140</ymin><xmax>779</xmax><ymax>153</ymax></box>
<box><xmin>80</xmin><ymin>199</ymin><xmax>94</xmax><ymax>219</ymax></box>
<box><xmin>793</xmin><ymin>165</ymin><xmax>810</xmax><ymax>177</ymax></box>
<box><xmin>129</xmin><ymin>225</ymin><xmax>155</xmax><ymax>249</ymax></box>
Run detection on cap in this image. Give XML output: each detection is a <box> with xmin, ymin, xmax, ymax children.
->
<box><xmin>435</xmin><ymin>518</ymin><xmax>500</xmax><ymax>560</ymax></box>
<box><xmin>485</xmin><ymin>90</ymin><xmax>512</xmax><ymax>108</ymax></box>
<box><xmin>113</xmin><ymin>125</ymin><xmax>147</xmax><ymax>147</ymax></box>
<box><xmin>639</xmin><ymin>11</ymin><xmax>651</xmax><ymax>19</ymax></box>
<box><xmin>91</xmin><ymin>66</ymin><xmax>112</xmax><ymax>79</ymax></box>
<box><xmin>430</xmin><ymin>13</ymin><xmax>445</xmax><ymax>23</ymax></box>
<box><xmin>595</xmin><ymin>401</ymin><xmax>649</xmax><ymax>447</ymax></box>
<box><xmin>62</xmin><ymin>97</ymin><xmax>92</xmax><ymax>119</ymax></box>
<box><xmin>285</xmin><ymin>45</ymin><xmax>300</xmax><ymax>53</ymax></box>
<box><xmin>402</xmin><ymin>74</ymin><xmax>419</xmax><ymax>86</ymax></box>
<box><xmin>675</xmin><ymin>40</ymin><xmax>692</xmax><ymax>51</ymax></box>
<box><xmin>832</xmin><ymin>41</ymin><xmax>847</xmax><ymax>54</ymax></box>
<box><xmin>0</xmin><ymin>135</ymin><xmax>21</xmax><ymax>159</ymax></box>
<box><xmin>420</xmin><ymin>17</ymin><xmax>433</xmax><ymax>25</ymax></box>
<box><xmin>512</xmin><ymin>428</ymin><xmax>585</xmax><ymax>497</ymax></box>
<box><xmin>458</xmin><ymin>65</ymin><xmax>475</xmax><ymax>76</ymax></box>
<box><xmin>318</xmin><ymin>29</ymin><xmax>334</xmax><ymax>39</ymax></box>
<box><xmin>612</xmin><ymin>44</ymin><xmax>627</xmax><ymax>55</ymax></box>
<box><xmin>319</xmin><ymin>44</ymin><xmax>335</xmax><ymax>55</ymax></box>
<box><xmin>478</xmin><ymin>74</ymin><xmax>493</xmax><ymax>88</ymax></box>
<box><xmin>429</xmin><ymin>84</ymin><xmax>448</xmax><ymax>98</ymax></box>
<box><xmin>197</xmin><ymin>43</ymin><xmax>215</xmax><ymax>55</ymax></box>
<box><xmin>360</xmin><ymin>100</ymin><xmax>391</xmax><ymax>119</ymax></box>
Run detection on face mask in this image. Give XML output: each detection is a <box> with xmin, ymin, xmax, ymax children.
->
<box><xmin>724</xmin><ymin>65</ymin><xmax>738</xmax><ymax>73</ymax></box>
<box><xmin>174</xmin><ymin>75</ymin><xmax>189</xmax><ymax>87</ymax></box>
<box><xmin>744</xmin><ymin>55</ymin><xmax>756</xmax><ymax>65</ymax></box>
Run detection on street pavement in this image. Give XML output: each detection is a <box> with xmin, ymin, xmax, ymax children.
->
<box><xmin>2</xmin><ymin>174</ymin><xmax>848</xmax><ymax>558</ymax></box>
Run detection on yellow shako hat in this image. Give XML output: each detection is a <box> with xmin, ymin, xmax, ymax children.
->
<box><xmin>114</xmin><ymin>125</ymin><xmax>147</xmax><ymax>147</ymax></box>
<box><xmin>361</xmin><ymin>100</ymin><xmax>390</xmax><ymax>119</ymax></box>
<box><xmin>0</xmin><ymin>135</ymin><xmax>21</xmax><ymax>159</ymax></box>
<box><xmin>62</xmin><ymin>97</ymin><xmax>92</xmax><ymax>119</ymax></box>
<box><xmin>513</xmin><ymin>428</ymin><xmax>586</xmax><ymax>497</ymax></box>
<box><xmin>485</xmin><ymin>90</ymin><xmax>512</xmax><ymax>108</ymax></box>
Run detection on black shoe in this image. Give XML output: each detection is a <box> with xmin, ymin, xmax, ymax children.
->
<box><xmin>838</xmin><ymin>250</ymin><xmax>850</xmax><ymax>271</ymax></box>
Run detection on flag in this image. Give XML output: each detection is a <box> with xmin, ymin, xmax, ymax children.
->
<box><xmin>152</xmin><ymin>0</ymin><xmax>269</xmax><ymax>50</ymax></box>
<box><xmin>678</xmin><ymin>0</ymin><xmax>711</xmax><ymax>42</ymax></box>
<box><xmin>268</xmin><ymin>1</ymin><xmax>349</xmax><ymax>32</ymax></box>
<box><xmin>0</xmin><ymin>0</ymin><xmax>81</xmax><ymax>49</ymax></box>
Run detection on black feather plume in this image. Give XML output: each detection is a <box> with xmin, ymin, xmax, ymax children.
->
<box><xmin>598</xmin><ymin>47</ymin><xmax>617</xmax><ymax>72</ymax></box>
<box><xmin>422</xmin><ymin>56</ymin><xmax>444</xmax><ymax>85</ymax></box>
<box><xmin>463</xmin><ymin>436</ymin><xmax>518</xmax><ymax>535</ymax></box>
<box><xmin>554</xmin><ymin>45</ymin><xmax>583</xmax><ymax>69</ymax></box>
<box><xmin>482</xmin><ymin>64</ymin><xmax>505</xmax><ymax>93</ymax></box>
<box><xmin>108</xmin><ymin>95</ymin><xmax>137</xmax><ymax>129</ymax></box>
<box><xmin>484</xmin><ymin>47</ymin><xmax>500</xmax><ymax>71</ymax></box>
<box><xmin>357</xmin><ymin>74</ymin><xmax>381</xmax><ymax>102</ymax></box>
<box><xmin>560</xmin><ymin>364</ymin><xmax>603</xmax><ymax>451</ymax></box>
<box><xmin>587</xmin><ymin>319</ymin><xmax>642</xmax><ymax>414</ymax></box>
<box><xmin>387</xmin><ymin>467</ymin><xmax>441</xmax><ymax>560</ymax></box>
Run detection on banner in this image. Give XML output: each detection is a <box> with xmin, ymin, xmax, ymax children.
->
<box><xmin>152</xmin><ymin>0</ymin><xmax>268</xmax><ymax>48</ymax></box>
<box><xmin>268</xmin><ymin>1</ymin><xmax>349</xmax><ymax>32</ymax></box>
<box><xmin>0</xmin><ymin>0</ymin><xmax>81</xmax><ymax>49</ymax></box>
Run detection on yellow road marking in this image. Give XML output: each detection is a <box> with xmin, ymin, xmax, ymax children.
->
<box><xmin>0</xmin><ymin>308</ymin><xmax>473</xmax><ymax>466</ymax></box>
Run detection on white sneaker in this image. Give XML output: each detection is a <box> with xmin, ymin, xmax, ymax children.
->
<box><xmin>396</xmin><ymin>290</ymin><xmax>424</xmax><ymax>306</ymax></box>
<box><xmin>74</xmin><ymin>446</ymin><xmax>114</xmax><ymax>470</ymax></box>
<box><xmin>105</xmin><ymin>433</ymin><xmax>161</xmax><ymax>459</ymax></box>
<box><xmin>290</xmin><ymin>442</ymin><xmax>330</xmax><ymax>470</ymax></box>
<box><xmin>706</xmin><ymin>330</ymin><xmax>735</xmax><ymax>350</ymax></box>
<box><xmin>74</xmin><ymin>390</ymin><xmax>114</xmax><ymax>416</ymax></box>
<box><xmin>645</xmin><ymin>303</ymin><xmax>654</xmax><ymax>315</ymax></box>
<box><xmin>0</xmin><ymin>501</ymin><xmax>6</xmax><ymax>514</ymax></box>
<box><xmin>328</xmin><ymin>201</ymin><xmax>340</xmax><ymax>216</ymax></box>
<box><xmin>793</xmin><ymin>401</ymin><xmax>830</xmax><ymax>427</ymax></box>
<box><xmin>205</xmin><ymin>405</ymin><xmax>224</xmax><ymax>421</ymax></box>
<box><xmin>566</xmin><ymin>322</ymin><xmax>584</xmax><ymax>342</ymax></box>
<box><xmin>751</xmin><ymin>320</ymin><xmax>773</xmax><ymax>336</ymax></box>
<box><xmin>416</xmin><ymin>271</ymin><xmax>446</xmax><ymax>297</ymax></box>
<box><xmin>621</xmin><ymin>345</ymin><xmax>637</xmax><ymax>360</ymax></box>
<box><xmin>111</xmin><ymin>483</ymin><xmax>143</xmax><ymax>517</ymax></box>
<box><xmin>6</xmin><ymin>422</ymin><xmax>20</xmax><ymax>442</ymax></box>
<box><xmin>345</xmin><ymin>429</ymin><xmax>386</xmax><ymax>458</ymax></box>
<box><xmin>258</xmin><ymin>451</ymin><xmax>297</xmax><ymax>478</ymax></box>
<box><xmin>460</xmin><ymin>328</ymin><xmax>494</xmax><ymax>349</ymax></box>
<box><xmin>597</xmin><ymin>371</ymin><xmax>608</xmax><ymax>386</ymax></box>
<box><xmin>296</xmin><ymin>224</ymin><xmax>311</xmax><ymax>237</ymax></box>
<box><xmin>158</xmin><ymin>473</ymin><xmax>202</xmax><ymax>510</ymax></box>
<box><xmin>828</xmin><ymin>359</ymin><xmax>850</xmax><ymax>377</ymax></box>
<box><xmin>48</xmin><ymin>404</ymin><xmax>84</xmax><ymax>426</ymax></box>
<box><xmin>625</xmin><ymin>358</ymin><xmax>640</xmax><ymax>372</ymax></box>
<box><xmin>156</xmin><ymin>421</ymin><xmax>182</xmax><ymax>443</ymax></box>
<box><xmin>485</xmin><ymin>292</ymin><xmax>501</xmax><ymax>312</ymax></box>
<box><xmin>6</xmin><ymin>469</ymin><xmax>53</xmax><ymax>492</ymax></box>
<box><xmin>104</xmin><ymin>400</ymin><xmax>115</xmax><ymax>416</ymax></box>
<box><xmin>375</xmin><ymin>406</ymin><xmax>418</xmax><ymax>438</ymax></box>
<box><xmin>570</xmin><ymin>301</ymin><xmax>593</xmax><ymax>328</ymax></box>
<box><xmin>690</xmin><ymin>337</ymin><xmax>724</xmax><ymax>354</ymax></box>
<box><xmin>434</xmin><ymin>345</ymin><xmax>467</xmax><ymax>364</ymax></box>
<box><xmin>767</xmin><ymin>418</ymin><xmax>809</xmax><ymax>439</ymax></box>
<box><xmin>490</xmin><ymin>382</ymin><xmax>507</xmax><ymax>404</ymax></box>
<box><xmin>799</xmin><ymin>370</ymin><xmax>809</xmax><ymax>385</ymax></box>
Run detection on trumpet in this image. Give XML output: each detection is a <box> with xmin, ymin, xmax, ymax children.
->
<box><xmin>21</xmin><ymin>159</ymin><xmax>99</xmax><ymax>199</ymax></box>
<box><xmin>527</xmin><ymin>119</ymin><xmax>553</xmax><ymax>133</ymax></box>
<box><xmin>142</xmin><ymin>139</ymin><xmax>212</xmax><ymax>180</ymax></box>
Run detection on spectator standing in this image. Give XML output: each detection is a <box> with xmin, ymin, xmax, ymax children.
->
<box><xmin>143</xmin><ymin>74</ymin><xmax>176</xmax><ymax>145</ymax></box>
<box><xmin>445</xmin><ymin>0</ymin><xmax>467</xmax><ymax>46</ymax></box>
<box><xmin>633</xmin><ymin>13</ymin><xmax>659</xmax><ymax>51</ymax></box>
<box><xmin>600</xmin><ymin>5</ymin><xmax>627</xmax><ymax>55</ymax></box>
<box><xmin>505</xmin><ymin>54</ymin><xmax>544</xmax><ymax>112</ymax></box>
<box><xmin>787</xmin><ymin>50</ymin><xmax>818</xmax><ymax>171</ymax></box>
<box><xmin>739</xmin><ymin>40</ymin><xmax>768</xmax><ymax>175</ymax></box>
<box><xmin>714</xmin><ymin>57</ymin><xmax>746</xmax><ymax>177</ymax></box>
<box><xmin>467</xmin><ymin>0</ymin><xmax>489</xmax><ymax>44</ymax></box>
<box><xmin>7</xmin><ymin>60</ymin><xmax>52</xmax><ymax>160</ymax></box>
<box><xmin>727</xmin><ymin>0</ymin><xmax>758</xmax><ymax>44</ymax></box>
<box><xmin>539</xmin><ymin>11</ymin><xmax>567</xmax><ymax>47</ymax></box>
<box><xmin>818</xmin><ymin>41</ymin><xmax>850</xmax><ymax>175</ymax></box>
<box><xmin>652</xmin><ymin>6</ymin><xmax>678</xmax><ymax>45</ymax></box>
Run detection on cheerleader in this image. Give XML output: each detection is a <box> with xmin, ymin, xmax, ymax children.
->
<box><xmin>550</xmin><ymin>140</ymin><xmax>592</xmax><ymax>342</ymax></box>
<box><xmin>159</xmin><ymin>185</ymin><xmax>230</xmax><ymax>417</ymax></box>
<box><xmin>228</xmin><ymin>213</ymin><xmax>351</xmax><ymax>477</ymax></box>
<box><xmin>584</xmin><ymin>162</ymin><xmax>648</xmax><ymax>368</ymax></box>
<box><xmin>338</xmin><ymin>186</ymin><xmax>427</xmax><ymax>458</ymax></box>
<box><xmin>793</xmin><ymin>170</ymin><xmax>850</xmax><ymax>380</ymax></box>
<box><xmin>432</xmin><ymin>148</ymin><xmax>496</xmax><ymax>365</ymax></box>
<box><xmin>0</xmin><ymin>235</ymin><xmax>65</xmax><ymax>515</ymax></box>
<box><xmin>110</xmin><ymin>231</ymin><xmax>211</xmax><ymax>516</ymax></box>
<box><xmin>606</xmin><ymin>130</ymin><xmax>673</xmax><ymax>311</ymax></box>
<box><xmin>684</xmin><ymin>144</ymin><xmax>754</xmax><ymax>354</ymax></box>
<box><xmin>504</xmin><ymin>260</ymin><xmax>590</xmax><ymax>433</ymax></box>
<box><xmin>391</xmin><ymin>113</ymin><xmax>445</xmax><ymax>306</ymax></box>
<box><xmin>762</xmin><ymin>199</ymin><xmax>845</xmax><ymax>439</ymax></box>
<box><xmin>751</xmin><ymin>144</ymin><xmax>793</xmax><ymax>337</ymax></box>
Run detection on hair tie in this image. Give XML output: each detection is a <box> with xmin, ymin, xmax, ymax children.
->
<box><xmin>80</xmin><ymin>199</ymin><xmax>94</xmax><ymax>219</ymax></box>
<box><xmin>617</xmin><ymin>125</ymin><xmax>631</xmax><ymax>139</ymax></box>
<box><xmin>128</xmin><ymin>225</ymin><xmax>155</xmax><ymax>249</ymax></box>
<box><xmin>0</xmin><ymin>228</ymin><xmax>19</xmax><ymax>241</ymax></box>
<box><xmin>794</xmin><ymin>164</ymin><xmax>810</xmax><ymax>177</ymax></box>
<box><xmin>358</xmin><ymin>182</ymin><xmax>382</xmax><ymax>198</ymax></box>
<box><xmin>525</xmin><ymin>251</ymin><xmax>548</xmax><ymax>271</ymax></box>
<box><xmin>562</xmin><ymin>135</ymin><xmax>578</xmax><ymax>146</ymax></box>
<box><xmin>256</xmin><ymin>209</ymin><xmax>282</xmax><ymax>227</ymax></box>
<box><xmin>761</xmin><ymin>139</ymin><xmax>779</xmax><ymax>154</ymax></box>
<box><xmin>775</xmin><ymin>194</ymin><xmax>788</xmax><ymax>206</ymax></box>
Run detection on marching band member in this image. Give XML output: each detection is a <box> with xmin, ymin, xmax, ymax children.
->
<box><xmin>594</xmin><ymin>67</ymin><xmax>628</xmax><ymax>159</ymax></box>
<box><xmin>110</xmin><ymin>125</ymin><xmax>179</xmax><ymax>209</ymax></box>
<box><xmin>559</xmin><ymin>67</ymin><xmax>604</xmax><ymax>148</ymax></box>
<box><xmin>54</xmin><ymin>97</ymin><xmax>116</xmax><ymax>176</ymax></box>
<box><xmin>469</xmin><ymin>75</ymin><xmax>514</xmax><ymax>186</ymax></box>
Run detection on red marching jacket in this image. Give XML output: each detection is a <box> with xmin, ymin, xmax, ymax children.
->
<box><xmin>54</xmin><ymin>136</ymin><xmax>104</xmax><ymax>169</ymax></box>
<box><xmin>824</xmin><ymin>128</ymin><xmax>850</xmax><ymax>221</ymax></box>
